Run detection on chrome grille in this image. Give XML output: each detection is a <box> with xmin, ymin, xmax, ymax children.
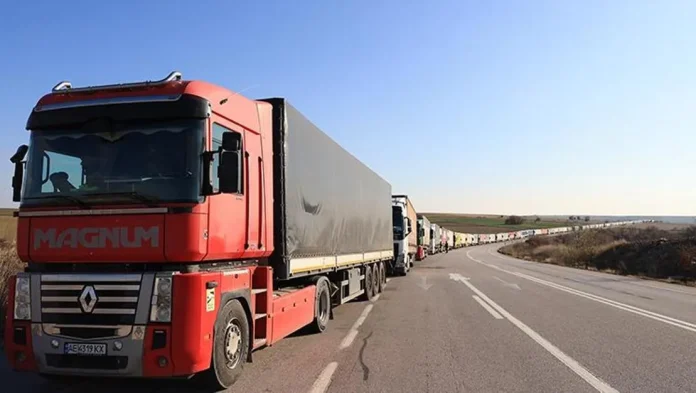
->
<box><xmin>40</xmin><ymin>274</ymin><xmax>142</xmax><ymax>326</ymax></box>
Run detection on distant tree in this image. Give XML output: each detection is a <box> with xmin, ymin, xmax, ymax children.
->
<box><xmin>534</xmin><ymin>217</ymin><xmax>541</xmax><ymax>223</ymax></box>
<box><xmin>505</xmin><ymin>215</ymin><xmax>524</xmax><ymax>225</ymax></box>
<box><xmin>584</xmin><ymin>216</ymin><xmax>590</xmax><ymax>222</ymax></box>
<box><xmin>569</xmin><ymin>216</ymin><xmax>575</xmax><ymax>221</ymax></box>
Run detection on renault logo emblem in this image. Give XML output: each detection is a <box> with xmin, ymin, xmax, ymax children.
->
<box><xmin>79</xmin><ymin>286</ymin><xmax>98</xmax><ymax>313</ymax></box>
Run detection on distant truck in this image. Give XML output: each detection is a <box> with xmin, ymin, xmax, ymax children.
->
<box><xmin>454</xmin><ymin>232</ymin><xmax>464</xmax><ymax>248</ymax></box>
<box><xmin>430</xmin><ymin>223</ymin><xmax>442</xmax><ymax>254</ymax></box>
<box><xmin>416</xmin><ymin>215</ymin><xmax>431</xmax><ymax>260</ymax></box>
<box><xmin>4</xmin><ymin>72</ymin><xmax>394</xmax><ymax>390</ymax></box>
<box><xmin>445</xmin><ymin>229</ymin><xmax>454</xmax><ymax>250</ymax></box>
<box><xmin>392</xmin><ymin>195</ymin><xmax>417</xmax><ymax>275</ymax></box>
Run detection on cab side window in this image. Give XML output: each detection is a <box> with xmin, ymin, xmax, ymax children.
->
<box><xmin>212</xmin><ymin>123</ymin><xmax>243</xmax><ymax>193</ymax></box>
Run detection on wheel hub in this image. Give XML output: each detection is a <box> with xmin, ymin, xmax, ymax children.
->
<box><xmin>224</xmin><ymin>320</ymin><xmax>242</xmax><ymax>369</ymax></box>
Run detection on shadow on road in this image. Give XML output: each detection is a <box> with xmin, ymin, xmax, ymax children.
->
<box><xmin>0</xmin><ymin>353</ymin><xmax>215</xmax><ymax>393</ymax></box>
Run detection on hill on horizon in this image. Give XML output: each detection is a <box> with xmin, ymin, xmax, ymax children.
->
<box><xmin>422</xmin><ymin>213</ymin><xmax>587</xmax><ymax>234</ymax></box>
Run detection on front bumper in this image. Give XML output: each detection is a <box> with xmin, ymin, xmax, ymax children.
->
<box><xmin>30</xmin><ymin>324</ymin><xmax>145</xmax><ymax>376</ymax></box>
<box><xmin>32</xmin><ymin>324</ymin><xmax>145</xmax><ymax>377</ymax></box>
<box><xmin>4</xmin><ymin>272</ymin><xmax>218</xmax><ymax>379</ymax></box>
<box><xmin>5</xmin><ymin>322</ymin><xmax>175</xmax><ymax>377</ymax></box>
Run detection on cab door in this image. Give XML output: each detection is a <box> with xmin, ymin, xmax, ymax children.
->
<box><xmin>206</xmin><ymin>119</ymin><xmax>247</xmax><ymax>259</ymax></box>
<box><xmin>242</xmin><ymin>127</ymin><xmax>262</xmax><ymax>256</ymax></box>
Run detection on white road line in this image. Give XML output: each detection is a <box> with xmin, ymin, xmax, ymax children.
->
<box><xmin>352</xmin><ymin>304</ymin><xmax>374</xmax><ymax>330</ymax></box>
<box><xmin>472</xmin><ymin>295</ymin><xmax>503</xmax><ymax>319</ymax></box>
<box><xmin>509</xmin><ymin>271</ymin><xmax>696</xmax><ymax>333</ymax></box>
<box><xmin>339</xmin><ymin>330</ymin><xmax>359</xmax><ymax>350</ymax></box>
<box><xmin>467</xmin><ymin>250</ymin><xmax>485</xmax><ymax>263</ymax></box>
<box><xmin>371</xmin><ymin>294</ymin><xmax>381</xmax><ymax>302</ymax></box>
<box><xmin>488</xmin><ymin>248</ymin><xmax>516</xmax><ymax>261</ymax></box>
<box><xmin>308</xmin><ymin>362</ymin><xmax>338</xmax><ymax>393</ymax></box>
<box><xmin>631</xmin><ymin>281</ymin><xmax>696</xmax><ymax>295</ymax></box>
<box><xmin>487</xmin><ymin>245</ymin><xmax>696</xmax><ymax>296</ymax></box>
<box><xmin>451</xmin><ymin>274</ymin><xmax>619</xmax><ymax>393</ymax></box>
<box><xmin>339</xmin><ymin>304</ymin><xmax>374</xmax><ymax>349</ymax></box>
<box><xmin>467</xmin><ymin>251</ymin><xmax>696</xmax><ymax>333</ymax></box>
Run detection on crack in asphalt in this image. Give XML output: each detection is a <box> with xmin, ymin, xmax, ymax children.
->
<box><xmin>358</xmin><ymin>331</ymin><xmax>373</xmax><ymax>381</ymax></box>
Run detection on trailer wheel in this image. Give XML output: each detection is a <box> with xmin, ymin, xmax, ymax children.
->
<box><xmin>372</xmin><ymin>263</ymin><xmax>381</xmax><ymax>295</ymax></box>
<box><xmin>310</xmin><ymin>276</ymin><xmax>331</xmax><ymax>333</ymax></box>
<box><xmin>363</xmin><ymin>265</ymin><xmax>375</xmax><ymax>300</ymax></box>
<box><xmin>201</xmin><ymin>299</ymin><xmax>249</xmax><ymax>390</ymax></box>
<box><xmin>378</xmin><ymin>262</ymin><xmax>386</xmax><ymax>293</ymax></box>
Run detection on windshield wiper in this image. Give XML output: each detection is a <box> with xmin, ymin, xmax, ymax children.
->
<box><xmin>83</xmin><ymin>191</ymin><xmax>162</xmax><ymax>207</ymax></box>
<box><xmin>27</xmin><ymin>195</ymin><xmax>91</xmax><ymax>209</ymax></box>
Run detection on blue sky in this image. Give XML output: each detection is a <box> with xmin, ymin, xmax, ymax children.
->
<box><xmin>2</xmin><ymin>0</ymin><xmax>695</xmax><ymax>215</ymax></box>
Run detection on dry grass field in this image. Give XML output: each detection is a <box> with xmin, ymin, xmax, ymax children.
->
<box><xmin>0</xmin><ymin>208</ymin><xmax>19</xmax><ymax>339</ymax></box>
<box><xmin>500</xmin><ymin>225</ymin><xmax>696</xmax><ymax>285</ymax></box>
<box><xmin>424</xmin><ymin>213</ymin><xmax>581</xmax><ymax>234</ymax></box>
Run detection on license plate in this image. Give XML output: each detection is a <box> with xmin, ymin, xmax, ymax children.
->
<box><xmin>64</xmin><ymin>343</ymin><xmax>107</xmax><ymax>356</ymax></box>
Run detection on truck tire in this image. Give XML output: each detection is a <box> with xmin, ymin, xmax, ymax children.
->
<box><xmin>372</xmin><ymin>263</ymin><xmax>380</xmax><ymax>295</ymax></box>
<box><xmin>362</xmin><ymin>265</ymin><xmax>375</xmax><ymax>300</ymax></box>
<box><xmin>378</xmin><ymin>262</ymin><xmax>386</xmax><ymax>293</ymax></box>
<box><xmin>200</xmin><ymin>299</ymin><xmax>249</xmax><ymax>390</ymax></box>
<box><xmin>310</xmin><ymin>276</ymin><xmax>331</xmax><ymax>333</ymax></box>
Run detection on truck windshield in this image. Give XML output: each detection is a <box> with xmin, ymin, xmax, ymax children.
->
<box><xmin>21</xmin><ymin>119</ymin><xmax>204</xmax><ymax>207</ymax></box>
<box><xmin>392</xmin><ymin>206</ymin><xmax>404</xmax><ymax>240</ymax></box>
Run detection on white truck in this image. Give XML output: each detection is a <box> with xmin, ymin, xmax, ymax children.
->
<box><xmin>392</xmin><ymin>195</ymin><xmax>417</xmax><ymax>275</ymax></box>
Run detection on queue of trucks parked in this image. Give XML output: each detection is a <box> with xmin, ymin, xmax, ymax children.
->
<box><xmin>3</xmin><ymin>71</ymin><xmax>647</xmax><ymax>390</ymax></box>
<box><xmin>414</xmin><ymin>219</ymin><xmax>646</xmax><ymax>257</ymax></box>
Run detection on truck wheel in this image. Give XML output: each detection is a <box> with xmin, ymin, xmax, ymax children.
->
<box><xmin>378</xmin><ymin>262</ymin><xmax>386</xmax><ymax>293</ymax></box>
<box><xmin>201</xmin><ymin>299</ymin><xmax>249</xmax><ymax>390</ymax></box>
<box><xmin>310</xmin><ymin>276</ymin><xmax>331</xmax><ymax>333</ymax></box>
<box><xmin>372</xmin><ymin>263</ymin><xmax>380</xmax><ymax>295</ymax></box>
<box><xmin>363</xmin><ymin>265</ymin><xmax>375</xmax><ymax>300</ymax></box>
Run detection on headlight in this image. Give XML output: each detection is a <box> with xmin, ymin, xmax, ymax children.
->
<box><xmin>14</xmin><ymin>275</ymin><xmax>31</xmax><ymax>321</ymax></box>
<box><xmin>150</xmin><ymin>275</ymin><xmax>173</xmax><ymax>322</ymax></box>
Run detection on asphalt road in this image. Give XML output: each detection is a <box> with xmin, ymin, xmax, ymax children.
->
<box><xmin>3</xmin><ymin>244</ymin><xmax>696</xmax><ymax>392</ymax></box>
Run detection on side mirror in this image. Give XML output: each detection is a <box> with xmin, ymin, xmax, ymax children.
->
<box><xmin>405</xmin><ymin>217</ymin><xmax>412</xmax><ymax>236</ymax></box>
<box><xmin>203</xmin><ymin>131</ymin><xmax>243</xmax><ymax>196</ymax></box>
<box><xmin>218</xmin><ymin>131</ymin><xmax>243</xmax><ymax>194</ymax></box>
<box><xmin>219</xmin><ymin>151</ymin><xmax>242</xmax><ymax>194</ymax></box>
<box><xmin>10</xmin><ymin>145</ymin><xmax>28</xmax><ymax>202</ymax></box>
<box><xmin>11</xmin><ymin>145</ymin><xmax>28</xmax><ymax>164</ymax></box>
<box><xmin>222</xmin><ymin>132</ymin><xmax>241</xmax><ymax>152</ymax></box>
